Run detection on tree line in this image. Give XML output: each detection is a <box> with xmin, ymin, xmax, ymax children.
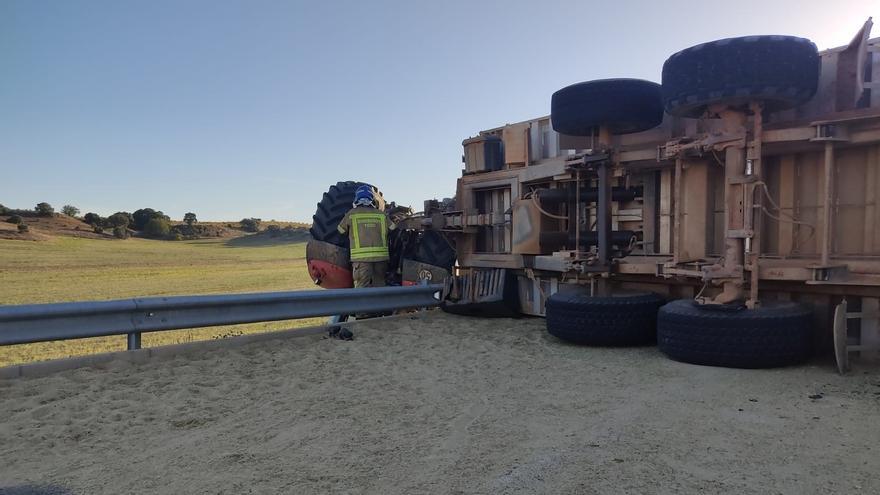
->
<box><xmin>2</xmin><ymin>202</ymin><xmax>273</xmax><ymax>239</ymax></box>
<box><xmin>1</xmin><ymin>202</ymin><xmax>198</xmax><ymax>239</ymax></box>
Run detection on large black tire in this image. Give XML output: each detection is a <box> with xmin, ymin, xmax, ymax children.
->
<box><xmin>657</xmin><ymin>299</ymin><xmax>813</xmax><ymax>368</ymax></box>
<box><xmin>309</xmin><ymin>181</ymin><xmax>375</xmax><ymax>248</ymax></box>
<box><xmin>551</xmin><ymin>79</ymin><xmax>664</xmax><ymax>136</ymax></box>
<box><xmin>546</xmin><ymin>292</ymin><xmax>664</xmax><ymax>346</ymax></box>
<box><xmin>412</xmin><ymin>230</ymin><xmax>455</xmax><ymax>271</ymax></box>
<box><xmin>661</xmin><ymin>35</ymin><xmax>820</xmax><ymax>118</ymax></box>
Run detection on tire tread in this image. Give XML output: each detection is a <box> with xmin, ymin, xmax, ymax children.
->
<box><xmin>546</xmin><ymin>292</ymin><xmax>664</xmax><ymax>346</ymax></box>
<box><xmin>657</xmin><ymin>299</ymin><xmax>813</xmax><ymax>368</ymax></box>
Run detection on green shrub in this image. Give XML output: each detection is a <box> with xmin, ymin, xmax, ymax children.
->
<box><xmin>6</xmin><ymin>215</ymin><xmax>22</xmax><ymax>225</ymax></box>
<box><xmin>83</xmin><ymin>212</ymin><xmax>103</xmax><ymax>226</ymax></box>
<box><xmin>240</xmin><ymin>217</ymin><xmax>262</xmax><ymax>232</ymax></box>
<box><xmin>111</xmin><ymin>211</ymin><xmax>133</xmax><ymax>227</ymax></box>
<box><xmin>93</xmin><ymin>225</ymin><xmax>104</xmax><ymax>234</ymax></box>
<box><xmin>17</xmin><ymin>224</ymin><xmax>28</xmax><ymax>233</ymax></box>
<box><xmin>0</xmin><ymin>204</ymin><xmax>9</xmax><ymax>215</ymax></box>
<box><xmin>35</xmin><ymin>202</ymin><xmax>54</xmax><ymax>216</ymax></box>
<box><xmin>108</xmin><ymin>212</ymin><xmax>130</xmax><ymax>228</ymax></box>
<box><xmin>61</xmin><ymin>205</ymin><xmax>80</xmax><ymax>217</ymax></box>
<box><xmin>266</xmin><ymin>224</ymin><xmax>281</xmax><ymax>237</ymax></box>
<box><xmin>184</xmin><ymin>212</ymin><xmax>197</xmax><ymax>226</ymax></box>
<box><xmin>133</xmin><ymin>208</ymin><xmax>170</xmax><ymax>231</ymax></box>
<box><xmin>113</xmin><ymin>226</ymin><xmax>128</xmax><ymax>239</ymax></box>
<box><xmin>143</xmin><ymin>217</ymin><xmax>171</xmax><ymax>239</ymax></box>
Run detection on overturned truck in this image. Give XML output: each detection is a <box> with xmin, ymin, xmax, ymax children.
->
<box><xmin>307</xmin><ymin>20</ymin><xmax>880</xmax><ymax>371</ymax></box>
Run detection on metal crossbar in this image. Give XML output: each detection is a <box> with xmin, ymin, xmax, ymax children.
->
<box><xmin>0</xmin><ymin>285</ymin><xmax>442</xmax><ymax>349</ymax></box>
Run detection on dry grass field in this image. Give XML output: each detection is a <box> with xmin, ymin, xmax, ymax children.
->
<box><xmin>0</xmin><ymin>236</ymin><xmax>321</xmax><ymax>367</ymax></box>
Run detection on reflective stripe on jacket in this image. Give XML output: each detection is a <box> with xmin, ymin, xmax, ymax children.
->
<box><xmin>337</xmin><ymin>206</ymin><xmax>393</xmax><ymax>262</ymax></box>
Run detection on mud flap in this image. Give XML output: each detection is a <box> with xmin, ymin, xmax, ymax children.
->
<box><xmin>441</xmin><ymin>268</ymin><xmax>520</xmax><ymax>317</ymax></box>
<box><xmin>401</xmin><ymin>259</ymin><xmax>450</xmax><ymax>286</ymax></box>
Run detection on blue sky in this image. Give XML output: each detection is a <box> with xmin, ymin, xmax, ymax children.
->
<box><xmin>1</xmin><ymin>0</ymin><xmax>876</xmax><ymax>222</ymax></box>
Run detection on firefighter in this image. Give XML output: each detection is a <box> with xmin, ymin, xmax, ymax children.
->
<box><xmin>328</xmin><ymin>186</ymin><xmax>394</xmax><ymax>340</ymax></box>
<box><xmin>337</xmin><ymin>185</ymin><xmax>395</xmax><ymax>290</ymax></box>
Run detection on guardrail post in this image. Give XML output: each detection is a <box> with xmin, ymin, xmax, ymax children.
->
<box><xmin>419</xmin><ymin>278</ymin><xmax>431</xmax><ymax>315</ymax></box>
<box><xmin>127</xmin><ymin>332</ymin><xmax>142</xmax><ymax>350</ymax></box>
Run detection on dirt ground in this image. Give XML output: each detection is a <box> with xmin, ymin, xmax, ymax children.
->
<box><xmin>1</xmin><ymin>311</ymin><xmax>879</xmax><ymax>494</ymax></box>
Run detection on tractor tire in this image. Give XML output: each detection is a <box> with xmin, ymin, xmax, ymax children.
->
<box><xmin>551</xmin><ymin>79</ymin><xmax>664</xmax><ymax>136</ymax></box>
<box><xmin>309</xmin><ymin>181</ymin><xmax>374</xmax><ymax>248</ymax></box>
<box><xmin>412</xmin><ymin>230</ymin><xmax>456</xmax><ymax>271</ymax></box>
<box><xmin>546</xmin><ymin>292</ymin><xmax>664</xmax><ymax>346</ymax></box>
<box><xmin>661</xmin><ymin>35</ymin><xmax>820</xmax><ymax>118</ymax></box>
<box><xmin>657</xmin><ymin>299</ymin><xmax>813</xmax><ymax>368</ymax></box>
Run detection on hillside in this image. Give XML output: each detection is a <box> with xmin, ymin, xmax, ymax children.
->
<box><xmin>0</xmin><ymin>214</ymin><xmax>109</xmax><ymax>241</ymax></box>
<box><xmin>0</xmin><ymin>213</ymin><xmax>312</xmax><ymax>242</ymax></box>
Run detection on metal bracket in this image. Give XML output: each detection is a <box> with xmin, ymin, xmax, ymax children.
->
<box><xmin>810</xmin><ymin>123</ymin><xmax>850</xmax><ymax>142</ymax></box>
<box><xmin>661</xmin><ymin>131</ymin><xmax>747</xmax><ymax>160</ymax></box>
<box><xmin>701</xmin><ymin>263</ymin><xmax>744</xmax><ymax>281</ymax></box>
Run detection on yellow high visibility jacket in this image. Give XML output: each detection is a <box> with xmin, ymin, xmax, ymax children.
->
<box><xmin>337</xmin><ymin>206</ymin><xmax>395</xmax><ymax>262</ymax></box>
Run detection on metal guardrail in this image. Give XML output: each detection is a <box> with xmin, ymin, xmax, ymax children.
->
<box><xmin>0</xmin><ymin>285</ymin><xmax>442</xmax><ymax>350</ymax></box>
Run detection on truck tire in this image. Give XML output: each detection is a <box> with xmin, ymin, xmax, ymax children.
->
<box><xmin>412</xmin><ymin>230</ymin><xmax>455</xmax><ymax>271</ymax></box>
<box><xmin>551</xmin><ymin>79</ymin><xmax>664</xmax><ymax>136</ymax></box>
<box><xmin>546</xmin><ymin>292</ymin><xmax>664</xmax><ymax>346</ymax></box>
<box><xmin>661</xmin><ymin>35</ymin><xmax>820</xmax><ymax>117</ymax></box>
<box><xmin>657</xmin><ymin>299</ymin><xmax>813</xmax><ymax>368</ymax></box>
<box><xmin>309</xmin><ymin>181</ymin><xmax>370</xmax><ymax>248</ymax></box>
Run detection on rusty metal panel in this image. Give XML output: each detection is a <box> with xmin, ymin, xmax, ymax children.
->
<box><xmin>761</xmin><ymin>156</ymin><xmax>781</xmax><ymax>255</ymax></box>
<box><xmin>463</xmin><ymin>137</ymin><xmax>486</xmax><ymax>173</ymax></box>
<box><xmin>777</xmin><ymin>156</ymin><xmax>797</xmax><ymax>256</ymax></box>
<box><xmin>679</xmin><ymin>160</ymin><xmax>710</xmax><ymax>261</ymax></box>
<box><xmin>511</xmin><ymin>199</ymin><xmax>543</xmax><ymax>254</ymax></box>
<box><xmin>503</xmin><ymin>123</ymin><xmax>529</xmax><ymax>167</ymax></box>
<box><xmin>659</xmin><ymin>169</ymin><xmax>673</xmax><ymax>254</ymax></box>
<box><xmin>708</xmin><ymin>163</ymin><xmax>725</xmax><ymax>256</ymax></box>
<box><xmin>835</xmin><ymin>147</ymin><xmax>868</xmax><ymax>255</ymax></box>
<box><xmin>793</xmin><ymin>151</ymin><xmax>823</xmax><ymax>255</ymax></box>
<box><xmin>868</xmin><ymin>145</ymin><xmax>880</xmax><ymax>251</ymax></box>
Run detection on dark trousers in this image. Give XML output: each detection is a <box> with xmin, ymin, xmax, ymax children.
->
<box><xmin>352</xmin><ymin>261</ymin><xmax>387</xmax><ymax>288</ymax></box>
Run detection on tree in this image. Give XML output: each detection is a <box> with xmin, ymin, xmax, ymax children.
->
<box><xmin>143</xmin><ymin>217</ymin><xmax>171</xmax><ymax>239</ymax></box>
<box><xmin>132</xmin><ymin>208</ymin><xmax>157</xmax><ymax>230</ymax></box>
<box><xmin>107</xmin><ymin>212</ymin><xmax>130</xmax><ymax>228</ymax></box>
<box><xmin>239</xmin><ymin>217</ymin><xmax>262</xmax><ymax>233</ymax></box>
<box><xmin>6</xmin><ymin>215</ymin><xmax>22</xmax><ymax>224</ymax></box>
<box><xmin>17</xmin><ymin>224</ymin><xmax>28</xmax><ymax>233</ymax></box>
<box><xmin>112</xmin><ymin>211</ymin><xmax>134</xmax><ymax>227</ymax></box>
<box><xmin>183</xmin><ymin>212</ymin><xmax>198</xmax><ymax>226</ymax></box>
<box><xmin>0</xmin><ymin>204</ymin><xmax>9</xmax><ymax>215</ymax></box>
<box><xmin>133</xmin><ymin>208</ymin><xmax>170</xmax><ymax>231</ymax></box>
<box><xmin>61</xmin><ymin>205</ymin><xmax>80</xmax><ymax>217</ymax></box>
<box><xmin>35</xmin><ymin>202</ymin><xmax>54</xmax><ymax>216</ymax></box>
<box><xmin>83</xmin><ymin>212</ymin><xmax>103</xmax><ymax>226</ymax></box>
<box><xmin>112</xmin><ymin>226</ymin><xmax>128</xmax><ymax>239</ymax></box>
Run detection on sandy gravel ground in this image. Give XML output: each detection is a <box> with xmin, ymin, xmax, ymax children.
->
<box><xmin>1</xmin><ymin>311</ymin><xmax>879</xmax><ymax>494</ymax></box>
